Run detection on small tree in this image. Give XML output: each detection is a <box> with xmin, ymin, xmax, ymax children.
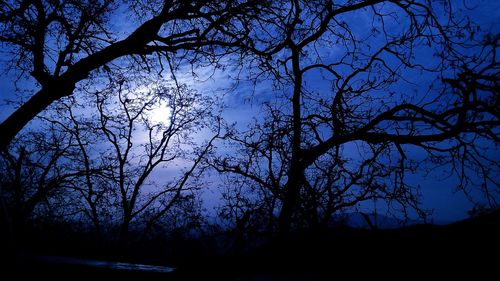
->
<box><xmin>51</xmin><ymin>78</ymin><xmax>222</xmax><ymax>245</ymax></box>
<box><xmin>0</xmin><ymin>127</ymin><xmax>84</xmax><ymax>239</ymax></box>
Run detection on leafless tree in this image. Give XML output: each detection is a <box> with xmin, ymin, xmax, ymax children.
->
<box><xmin>2</xmin><ymin>75</ymin><xmax>224</xmax><ymax>248</ymax></box>
<box><xmin>0</xmin><ymin>0</ymin><xmax>263</xmax><ymax>151</ymax></box>
<box><xmin>212</xmin><ymin>0</ymin><xmax>499</xmax><ymax>234</ymax></box>
<box><xmin>0</xmin><ymin>127</ymin><xmax>86</xmax><ymax>240</ymax></box>
<box><xmin>212</xmin><ymin>105</ymin><xmax>289</xmax><ymax>235</ymax></box>
<box><xmin>1</xmin><ymin>0</ymin><xmax>498</xmax><ymax>239</ymax></box>
<box><xmin>51</xmin><ymin>78</ymin><xmax>223</xmax><ymax>245</ymax></box>
<box><xmin>39</xmin><ymin>99</ymin><xmax>112</xmax><ymax>238</ymax></box>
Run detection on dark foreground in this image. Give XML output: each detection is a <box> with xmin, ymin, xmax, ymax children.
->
<box><xmin>3</xmin><ymin>211</ymin><xmax>499</xmax><ymax>280</ymax></box>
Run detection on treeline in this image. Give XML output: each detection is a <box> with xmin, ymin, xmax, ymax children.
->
<box><xmin>0</xmin><ymin>0</ymin><xmax>498</xmax><ymax>255</ymax></box>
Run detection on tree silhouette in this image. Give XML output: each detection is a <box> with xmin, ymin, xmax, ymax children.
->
<box><xmin>0</xmin><ymin>0</ymin><xmax>261</xmax><ymax>151</ymax></box>
<box><xmin>1</xmin><ymin>77</ymin><xmax>222</xmax><ymax>249</ymax></box>
<box><xmin>49</xmin><ymin>78</ymin><xmax>221</xmax><ymax>245</ymax></box>
<box><xmin>0</xmin><ymin>127</ymin><xmax>86</xmax><ymax>241</ymax></box>
<box><xmin>0</xmin><ymin>0</ymin><xmax>498</xmax><ymax>239</ymax></box>
<box><xmin>212</xmin><ymin>0</ymin><xmax>499</xmax><ymax>234</ymax></box>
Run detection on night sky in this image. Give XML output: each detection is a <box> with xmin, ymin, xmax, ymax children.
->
<box><xmin>1</xmin><ymin>0</ymin><xmax>499</xmax><ymax>224</ymax></box>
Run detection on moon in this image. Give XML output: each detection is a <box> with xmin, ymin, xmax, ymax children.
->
<box><xmin>149</xmin><ymin>102</ymin><xmax>171</xmax><ymax>125</ymax></box>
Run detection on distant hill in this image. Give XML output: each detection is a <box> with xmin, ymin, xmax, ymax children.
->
<box><xmin>331</xmin><ymin>212</ymin><xmax>421</xmax><ymax>229</ymax></box>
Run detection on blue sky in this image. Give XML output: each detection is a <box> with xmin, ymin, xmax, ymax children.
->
<box><xmin>1</xmin><ymin>0</ymin><xmax>499</xmax><ymax>224</ymax></box>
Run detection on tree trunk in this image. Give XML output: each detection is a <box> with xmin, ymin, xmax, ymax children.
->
<box><xmin>119</xmin><ymin>215</ymin><xmax>131</xmax><ymax>248</ymax></box>
<box><xmin>278</xmin><ymin>46</ymin><xmax>303</xmax><ymax>235</ymax></box>
<box><xmin>90</xmin><ymin>206</ymin><xmax>101</xmax><ymax>239</ymax></box>
<box><xmin>278</xmin><ymin>169</ymin><xmax>302</xmax><ymax>235</ymax></box>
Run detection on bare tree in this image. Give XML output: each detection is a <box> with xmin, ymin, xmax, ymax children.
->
<box><xmin>1</xmin><ymin>74</ymin><xmax>224</xmax><ymax>248</ymax></box>
<box><xmin>40</xmin><ymin>99</ymin><xmax>112</xmax><ymax>238</ymax></box>
<box><xmin>213</xmin><ymin>0</ymin><xmax>499</xmax><ymax>234</ymax></box>
<box><xmin>1</xmin><ymin>0</ymin><xmax>498</xmax><ymax>239</ymax></box>
<box><xmin>0</xmin><ymin>0</ymin><xmax>262</xmax><ymax>151</ymax></box>
<box><xmin>50</xmin><ymin>78</ymin><xmax>223</xmax><ymax>245</ymax></box>
<box><xmin>0</xmin><ymin>127</ymin><xmax>85</xmax><ymax>239</ymax></box>
<box><xmin>212</xmin><ymin>105</ymin><xmax>290</xmax><ymax>235</ymax></box>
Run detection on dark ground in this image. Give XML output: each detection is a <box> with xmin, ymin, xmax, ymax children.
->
<box><xmin>2</xmin><ymin>210</ymin><xmax>499</xmax><ymax>280</ymax></box>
